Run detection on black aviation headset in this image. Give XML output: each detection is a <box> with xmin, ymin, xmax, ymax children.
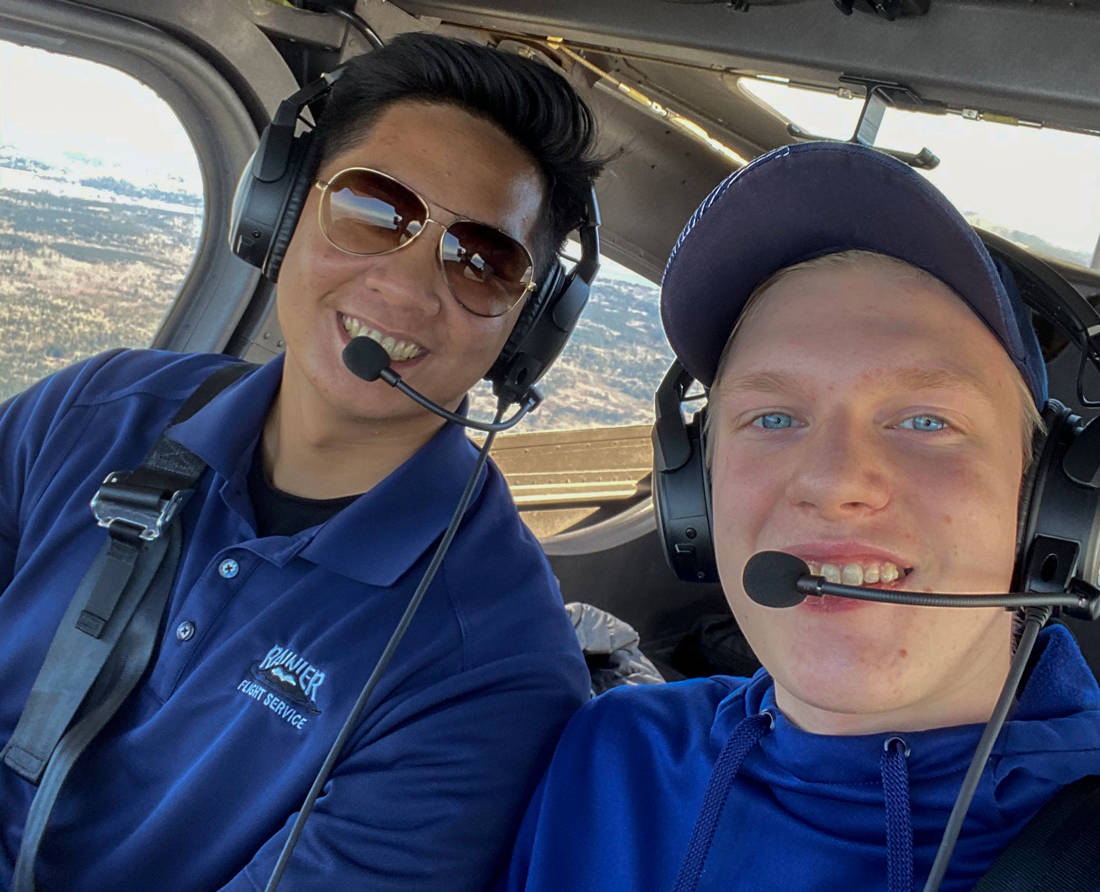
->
<box><xmin>229</xmin><ymin>65</ymin><xmax>601</xmax><ymax>408</ymax></box>
<box><xmin>653</xmin><ymin>231</ymin><xmax>1100</xmax><ymax>604</ymax></box>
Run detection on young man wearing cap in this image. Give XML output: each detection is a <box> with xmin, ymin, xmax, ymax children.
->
<box><xmin>0</xmin><ymin>34</ymin><xmax>602</xmax><ymax>891</ymax></box>
<box><xmin>500</xmin><ymin>142</ymin><xmax>1100</xmax><ymax>891</ymax></box>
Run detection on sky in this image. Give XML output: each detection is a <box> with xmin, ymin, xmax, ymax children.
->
<box><xmin>0</xmin><ymin>40</ymin><xmax>202</xmax><ymax>192</ymax></box>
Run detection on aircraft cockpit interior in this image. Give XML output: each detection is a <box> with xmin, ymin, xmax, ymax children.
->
<box><xmin>1</xmin><ymin>0</ymin><xmax>1099</xmax><ymax>888</ymax></box>
<box><xmin>5</xmin><ymin>0</ymin><xmax>1097</xmax><ymax>673</ymax></box>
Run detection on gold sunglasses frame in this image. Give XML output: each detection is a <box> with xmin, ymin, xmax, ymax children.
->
<box><xmin>313</xmin><ymin>167</ymin><xmax>538</xmax><ymax>317</ymax></box>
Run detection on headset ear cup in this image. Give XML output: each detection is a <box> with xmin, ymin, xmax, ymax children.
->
<box><xmin>1012</xmin><ymin>398</ymin><xmax>1084</xmax><ymax>592</ymax></box>
<box><xmin>487</xmin><ymin>261</ymin><xmax>565</xmax><ymax>386</ymax></box>
<box><xmin>1015</xmin><ymin>413</ymin><xmax>1052</xmax><ymax>565</ymax></box>
<box><xmin>231</xmin><ymin>70</ymin><xmax>341</xmax><ymax>279</ymax></box>
<box><xmin>489</xmin><ymin>185</ymin><xmax>599</xmax><ymax>402</ymax></box>
<box><xmin>654</xmin><ymin>409</ymin><xmax>717</xmax><ymax>584</ymax></box>
<box><xmin>264</xmin><ymin>136</ymin><xmax>321</xmax><ymax>283</ymax></box>
<box><xmin>653</xmin><ymin>364</ymin><xmax>718</xmax><ymax>585</ymax></box>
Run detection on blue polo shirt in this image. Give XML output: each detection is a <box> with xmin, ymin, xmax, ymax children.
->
<box><xmin>0</xmin><ymin>349</ymin><xmax>589</xmax><ymax>890</ymax></box>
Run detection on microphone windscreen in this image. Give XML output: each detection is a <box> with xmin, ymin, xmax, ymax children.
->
<box><xmin>342</xmin><ymin>336</ymin><xmax>390</xmax><ymax>382</ymax></box>
<box><xmin>743</xmin><ymin>551</ymin><xmax>810</xmax><ymax>609</ymax></box>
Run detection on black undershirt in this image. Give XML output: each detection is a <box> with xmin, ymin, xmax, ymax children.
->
<box><xmin>247</xmin><ymin>445</ymin><xmax>359</xmax><ymax>538</ymax></box>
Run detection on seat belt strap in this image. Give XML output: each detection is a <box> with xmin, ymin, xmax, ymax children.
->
<box><xmin>11</xmin><ymin>522</ymin><xmax>182</xmax><ymax>892</ymax></box>
<box><xmin>1</xmin><ymin>361</ymin><xmax>251</xmax><ymax>784</ymax></box>
<box><xmin>75</xmin><ymin>532</ymin><xmax>143</xmax><ymax>637</ymax></box>
<box><xmin>1</xmin><ymin>526</ymin><xmax>166</xmax><ymax>782</ymax></box>
<box><xmin>973</xmin><ymin>774</ymin><xmax>1100</xmax><ymax>891</ymax></box>
<box><xmin>3</xmin><ymin>360</ymin><xmax>253</xmax><ymax>891</ymax></box>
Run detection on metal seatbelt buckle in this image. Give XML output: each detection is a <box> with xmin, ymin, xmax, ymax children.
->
<box><xmin>90</xmin><ymin>471</ymin><xmax>193</xmax><ymax>542</ymax></box>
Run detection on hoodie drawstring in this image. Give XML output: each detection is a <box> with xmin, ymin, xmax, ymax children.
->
<box><xmin>881</xmin><ymin>735</ymin><xmax>914</xmax><ymax>892</ymax></box>
<box><xmin>672</xmin><ymin>710</ymin><xmax>775</xmax><ymax>892</ymax></box>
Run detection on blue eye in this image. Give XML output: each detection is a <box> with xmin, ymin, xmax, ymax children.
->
<box><xmin>753</xmin><ymin>412</ymin><xmax>795</xmax><ymax>430</ymax></box>
<box><xmin>899</xmin><ymin>414</ymin><xmax>948</xmax><ymax>432</ymax></box>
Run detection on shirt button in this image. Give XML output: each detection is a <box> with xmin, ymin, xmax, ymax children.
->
<box><xmin>219</xmin><ymin>558</ymin><xmax>240</xmax><ymax>579</ymax></box>
<box><xmin>176</xmin><ymin>620</ymin><xmax>196</xmax><ymax>642</ymax></box>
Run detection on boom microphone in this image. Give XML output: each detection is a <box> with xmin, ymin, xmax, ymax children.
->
<box><xmin>341</xmin><ymin>336</ymin><xmax>540</xmax><ymax>433</ymax></box>
<box><xmin>742</xmin><ymin>550</ymin><xmax>1100</xmax><ymax>619</ymax></box>
<box><xmin>742</xmin><ymin>550</ymin><xmax>807</xmax><ymax>609</ymax></box>
<box><xmin>342</xmin><ymin>334</ymin><xmax>393</xmax><ymax>383</ymax></box>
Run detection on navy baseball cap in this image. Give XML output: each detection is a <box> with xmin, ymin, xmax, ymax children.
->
<box><xmin>661</xmin><ymin>141</ymin><xmax>1048</xmax><ymax>407</ymax></box>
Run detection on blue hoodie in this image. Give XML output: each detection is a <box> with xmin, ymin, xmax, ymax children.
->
<box><xmin>502</xmin><ymin>625</ymin><xmax>1100</xmax><ymax>891</ymax></box>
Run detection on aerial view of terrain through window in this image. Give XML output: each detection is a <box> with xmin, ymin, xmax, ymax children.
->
<box><xmin>0</xmin><ymin>40</ymin><xmax>205</xmax><ymax>402</ymax></box>
<box><xmin>0</xmin><ymin>160</ymin><xmax>203</xmax><ymax>400</ymax></box>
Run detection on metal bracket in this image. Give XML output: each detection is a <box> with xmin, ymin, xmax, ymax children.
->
<box><xmin>787</xmin><ymin>79</ymin><xmax>942</xmax><ymax>169</ymax></box>
<box><xmin>833</xmin><ymin>0</ymin><xmax>930</xmax><ymax>21</ymax></box>
<box><xmin>90</xmin><ymin>472</ymin><xmax>192</xmax><ymax>542</ymax></box>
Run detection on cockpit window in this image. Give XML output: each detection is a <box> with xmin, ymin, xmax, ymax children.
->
<box><xmin>0</xmin><ymin>41</ymin><xmax>203</xmax><ymax>401</ymax></box>
<box><xmin>740</xmin><ymin>78</ymin><xmax>1100</xmax><ymax>272</ymax></box>
<box><xmin>469</xmin><ymin>249</ymin><xmax>670</xmax><ymax>431</ymax></box>
<box><xmin>467</xmin><ymin>249</ymin><xmax>668</xmax><ymax>537</ymax></box>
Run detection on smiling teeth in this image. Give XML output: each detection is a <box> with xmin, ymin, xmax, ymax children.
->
<box><xmin>807</xmin><ymin>560</ymin><xmax>903</xmax><ymax>585</ymax></box>
<box><xmin>341</xmin><ymin>314</ymin><xmax>424</xmax><ymax>362</ymax></box>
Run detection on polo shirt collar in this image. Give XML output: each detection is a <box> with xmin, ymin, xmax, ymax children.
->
<box><xmin>302</xmin><ymin>418</ymin><xmax>485</xmax><ymax>587</ymax></box>
<box><xmin>166</xmin><ymin>355</ymin><xmax>488</xmax><ymax>588</ymax></box>
<box><xmin>166</xmin><ymin>355</ymin><xmax>282</xmax><ymax>480</ymax></box>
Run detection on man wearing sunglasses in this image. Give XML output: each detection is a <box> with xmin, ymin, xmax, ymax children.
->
<box><xmin>0</xmin><ymin>33</ymin><xmax>602</xmax><ymax>891</ymax></box>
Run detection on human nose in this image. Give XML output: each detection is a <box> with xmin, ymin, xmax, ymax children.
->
<box><xmin>364</xmin><ymin>219</ymin><xmax>449</xmax><ymax>315</ymax></box>
<box><xmin>784</xmin><ymin>416</ymin><xmax>891</xmax><ymax>518</ymax></box>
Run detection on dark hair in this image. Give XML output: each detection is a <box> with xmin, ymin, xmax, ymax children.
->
<box><xmin>315</xmin><ymin>32</ymin><xmax>603</xmax><ymax>277</ymax></box>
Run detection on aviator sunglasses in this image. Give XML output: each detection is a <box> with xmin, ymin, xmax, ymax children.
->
<box><xmin>314</xmin><ymin>167</ymin><xmax>537</xmax><ymax>317</ymax></box>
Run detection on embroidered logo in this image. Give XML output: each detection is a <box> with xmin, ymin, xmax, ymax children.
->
<box><xmin>236</xmin><ymin>644</ymin><xmax>325</xmax><ymax>731</ymax></box>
